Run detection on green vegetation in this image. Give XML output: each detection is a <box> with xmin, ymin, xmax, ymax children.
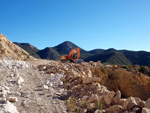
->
<box><xmin>67</xmin><ymin>97</ymin><xmax>77</xmax><ymax>112</ymax></box>
<box><xmin>15</xmin><ymin>41</ymin><xmax>150</xmax><ymax>67</ymax></box>
<box><xmin>98</xmin><ymin>101</ymin><xmax>103</xmax><ymax>113</ymax></box>
<box><xmin>139</xmin><ymin>66</ymin><xmax>147</xmax><ymax>74</ymax></box>
<box><xmin>122</xmin><ymin>65</ymin><xmax>129</xmax><ymax>70</ymax></box>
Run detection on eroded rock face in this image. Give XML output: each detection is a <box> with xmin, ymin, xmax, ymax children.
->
<box><xmin>91</xmin><ymin>67</ymin><xmax>150</xmax><ymax>100</ymax></box>
<box><xmin>0</xmin><ymin>34</ymin><xmax>34</xmax><ymax>60</ymax></box>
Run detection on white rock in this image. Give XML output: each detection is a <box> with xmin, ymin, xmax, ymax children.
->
<box><xmin>46</xmin><ymin>80</ymin><xmax>50</xmax><ymax>85</ymax></box>
<box><xmin>16</xmin><ymin>76</ymin><xmax>24</xmax><ymax>85</ymax></box>
<box><xmin>49</xmin><ymin>82</ymin><xmax>53</xmax><ymax>87</ymax></box>
<box><xmin>43</xmin><ymin>66</ymin><xmax>47</xmax><ymax>70</ymax></box>
<box><xmin>59</xmin><ymin>81</ymin><xmax>63</xmax><ymax>86</ymax></box>
<box><xmin>10</xmin><ymin>73</ymin><xmax>14</xmax><ymax>77</ymax></box>
<box><xmin>0</xmin><ymin>110</ymin><xmax>4</xmax><ymax>113</ymax></box>
<box><xmin>4</xmin><ymin>101</ymin><xmax>19</xmax><ymax>113</ymax></box>
<box><xmin>94</xmin><ymin>109</ymin><xmax>101</xmax><ymax>113</ymax></box>
<box><xmin>43</xmin><ymin>85</ymin><xmax>49</xmax><ymax>90</ymax></box>
<box><xmin>142</xmin><ymin>108</ymin><xmax>150</xmax><ymax>113</ymax></box>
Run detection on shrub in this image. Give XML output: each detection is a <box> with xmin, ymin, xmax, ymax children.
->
<box><xmin>139</xmin><ymin>66</ymin><xmax>147</xmax><ymax>74</ymax></box>
<box><xmin>121</xmin><ymin>65</ymin><xmax>129</xmax><ymax>70</ymax></box>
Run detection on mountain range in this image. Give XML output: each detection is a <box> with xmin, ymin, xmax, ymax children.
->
<box><xmin>14</xmin><ymin>41</ymin><xmax>150</xmax><ymax>66</ymax></box>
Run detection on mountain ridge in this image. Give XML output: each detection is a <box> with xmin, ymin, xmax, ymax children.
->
<box><xmin>14</xmin><ymin>41</ymin><xmax>150</xmax><ymax>66</ymax></box>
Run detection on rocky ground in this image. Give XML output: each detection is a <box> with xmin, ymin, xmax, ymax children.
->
<box><xmin>0</xmin><ymin>59</ymin><xmax>150</xmax><ymax>113</ymax></box>
<box><xmin>0</xmin><ymin>59</ymin><xmax>67</xmax><ymax>113</ymax></box>
<box><xmin>38</xmin><ymin>61</ymin><xmax>150</xmax><ymax>113</ymax></box>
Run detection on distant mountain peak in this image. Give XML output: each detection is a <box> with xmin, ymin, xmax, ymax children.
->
<box><xmin>56</xmin><ymin>41</ymin><xmax>77</xmax><ymax>47</ymax></box>
<box><xmin>106</xmin><ymin>48</ymin><xmax>116</xmax><ymax>52</ymax></box>
<box><xmin>53</xmin><ymin>41</ymin><xmax>79</xmax><ymax>54</ymax></box>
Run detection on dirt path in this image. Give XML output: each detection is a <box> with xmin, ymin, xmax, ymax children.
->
<box><xmin>0</xmin><ymin>59</ymin><xmax>67</xmax><ymax>113</ymax></box>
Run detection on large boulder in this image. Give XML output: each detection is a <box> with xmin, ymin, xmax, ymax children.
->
<box><xmin>91</xmin><ymin>68</ymin><xmax>150</xmax><ymax>100</ymax></box>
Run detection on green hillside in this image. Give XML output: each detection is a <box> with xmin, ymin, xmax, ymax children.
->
<box><xmin>15</xmin><ymin>41</ymin><xmax>150</xmax><ymax>67</ymax></box>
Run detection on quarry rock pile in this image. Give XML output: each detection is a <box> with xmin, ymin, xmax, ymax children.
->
<box><xmin>38</xmin><ymin>61</ymin><xmax>150</xmax><ymax>113</ymax></box>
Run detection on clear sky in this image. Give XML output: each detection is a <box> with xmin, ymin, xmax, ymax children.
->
<box><xmin>0</xmin><ymin>0</ymin><xmax>150</xmax><ymax>51</ymax></box>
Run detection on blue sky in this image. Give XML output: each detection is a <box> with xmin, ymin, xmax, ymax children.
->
<box><xmin>0</xmin><ymin>0</ymin><xmax>150</xmax><ymax>51</ymax></box>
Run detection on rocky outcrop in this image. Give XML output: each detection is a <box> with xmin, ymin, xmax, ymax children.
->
<box><xmin>90</xmin><ymin>67</ymin><xmax>150</xmax><ymax>100</ymax></box>
<box><xmin>0</xmin><ymin>34</ymin><xmax>34</xmax><ymax>60</ymax></box>
<box><xmin>39</xmin><ymin>61</ymin><xmax>150</xmax><ymax>101</ymax></box>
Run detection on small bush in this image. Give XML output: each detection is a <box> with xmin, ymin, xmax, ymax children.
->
<box><xmin>122</xmin><ymin>65</ymin><xmax>129</xmax><ymax>70</ymax></box>
<box><xmin>67</xmin><ymin>97</ymin><xmax>77</xmax><ymax>112</ymax></box>
<box><xmin>98</xmin><ymin>101</ymin><xmax>103</xmax><ymax>113</ymax></box>
<box><xmin>139</xmin><ymin>66</ymin><xmax>147</xmax><ymax>74</ymax></box>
